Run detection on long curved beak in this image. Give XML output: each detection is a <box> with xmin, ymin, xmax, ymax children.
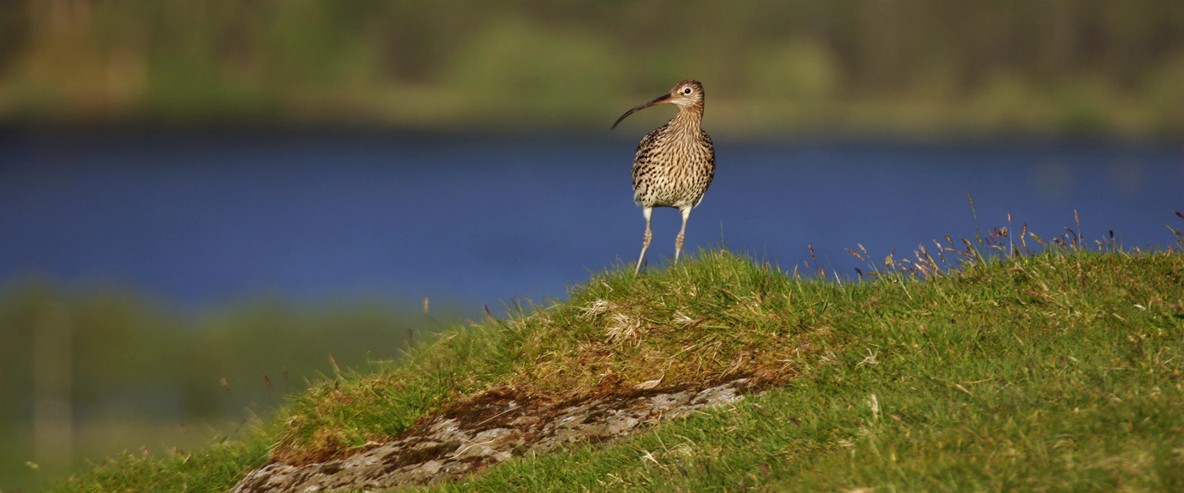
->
<box><xmin>611</xmin><ymin>93</ymin><xmax>672</xmax><ymax>130</ymax></box>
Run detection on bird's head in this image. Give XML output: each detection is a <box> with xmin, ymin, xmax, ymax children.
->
<box><xmin>612</xmin><ymin>80</ymin><xmax>705</xmax><ymax>130</ymax></box>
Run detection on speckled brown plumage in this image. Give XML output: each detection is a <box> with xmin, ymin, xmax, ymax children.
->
<box><xmin>612</xmin><ymin>80</ymin><xmax>716</xmax><ymax>274</ymax></box>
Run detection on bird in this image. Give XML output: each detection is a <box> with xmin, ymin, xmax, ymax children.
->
<box><xmin>611</xmin><ymin>80</ymin><xmax>716</xmax><ymax>275</ymax></box>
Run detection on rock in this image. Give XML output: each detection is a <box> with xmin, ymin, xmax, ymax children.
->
<box><xmin>229</xmin><ymin>378</ymin><xmax>752</xmax><ymax>493</ymax></box>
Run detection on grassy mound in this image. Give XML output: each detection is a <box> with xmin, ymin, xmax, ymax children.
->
<box><xmin>52</xmin><ymin>246</ymin><xmax>1184</xmax><ymax>491</ymax></box>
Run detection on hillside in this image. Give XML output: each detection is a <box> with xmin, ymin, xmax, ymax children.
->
<box><xmin>52</xmin><ymin>244</ymin><xmax>1184</xmax><ymax>491</ymax></box>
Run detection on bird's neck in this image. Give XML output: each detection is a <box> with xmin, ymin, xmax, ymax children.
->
<box><xmin>668</xmin><ymin>105</ymin><xmax>704</xmax><ymax>134</ymax></box>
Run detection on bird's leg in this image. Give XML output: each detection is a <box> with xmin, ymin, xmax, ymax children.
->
<box><xmin>674</xmin><ymin>206</ymin><xmax>691</xmax><ymax>264</ymax></box>
<box><xmin>635</xmin><ymin>207</ymin><xmax>653</xmax><ymax>275</ymax></box>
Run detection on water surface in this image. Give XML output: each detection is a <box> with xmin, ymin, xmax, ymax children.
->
<box><xmin>2</xmin><ymin>129</ymin><xmax>1181</xmax><ymax>313</ymax></box>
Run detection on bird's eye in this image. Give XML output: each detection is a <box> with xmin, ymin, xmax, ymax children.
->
<box><xmin>682</xmin><ymin>87</ymin><xmax>693</xmax><ymax>95</ymax></box>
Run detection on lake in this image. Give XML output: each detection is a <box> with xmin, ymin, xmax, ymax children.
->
<box><xmin>2</xmin><ymin>128</ymin><xmax>1181</xmax><ymax>314</ymax></box>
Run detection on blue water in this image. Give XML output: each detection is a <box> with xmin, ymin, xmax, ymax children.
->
<box><xmin>2</xmin><ymin>129</ymin><xmax>1181</xmax><ymax>313</ymax></box>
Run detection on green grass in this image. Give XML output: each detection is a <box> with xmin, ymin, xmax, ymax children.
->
<box><xmin>49</xmin><ymin>244</ymin><xmax>1184</xmax><ymax>492</ymax></box>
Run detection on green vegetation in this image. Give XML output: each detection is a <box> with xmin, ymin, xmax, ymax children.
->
<box><xmin>46</xmin><ymin>230</ymin><xmax>1184</xmax><ymax>491</ymax></box>
<box><xmin>3</xmin><ymin>1</ymin><xmax>1184</xmax><ymax>135</ymax></box>
<box><xmin>0</xmin><ymin>286</ymin><xmax>452</xmax><ymax>491</ymax></box>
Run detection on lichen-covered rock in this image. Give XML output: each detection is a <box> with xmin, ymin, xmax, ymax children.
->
<box><xmin>230</xmin><ymin>378</ymin><xmax>750</xmax><ymax>492</ymax></box>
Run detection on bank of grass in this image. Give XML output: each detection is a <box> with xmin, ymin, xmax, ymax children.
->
<box><xmin>7</xmin><ymin>3</ymin><xmax>1184</xmax><ymax>136</ymax></box>
<box><xmin>52</xmin><ymin>236</ymin><xmax>1184</xmax><ymax>491</ymax></box>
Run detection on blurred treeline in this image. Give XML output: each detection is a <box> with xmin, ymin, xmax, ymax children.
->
<box><xmin>0</xmin><ymin>281</ymin><xmax>448</xmax><ymax>489</ymax></box>
<box><xmin>2</xmin><ymin>0</ymin><xmax>1183</xmax><ymax>135</ymax></box>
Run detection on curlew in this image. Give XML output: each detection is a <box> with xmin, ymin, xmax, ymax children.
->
<box><xmin>612</xmin><ymin>80</ymin><xmax>716</xmax><ymax>274</ymax></box>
